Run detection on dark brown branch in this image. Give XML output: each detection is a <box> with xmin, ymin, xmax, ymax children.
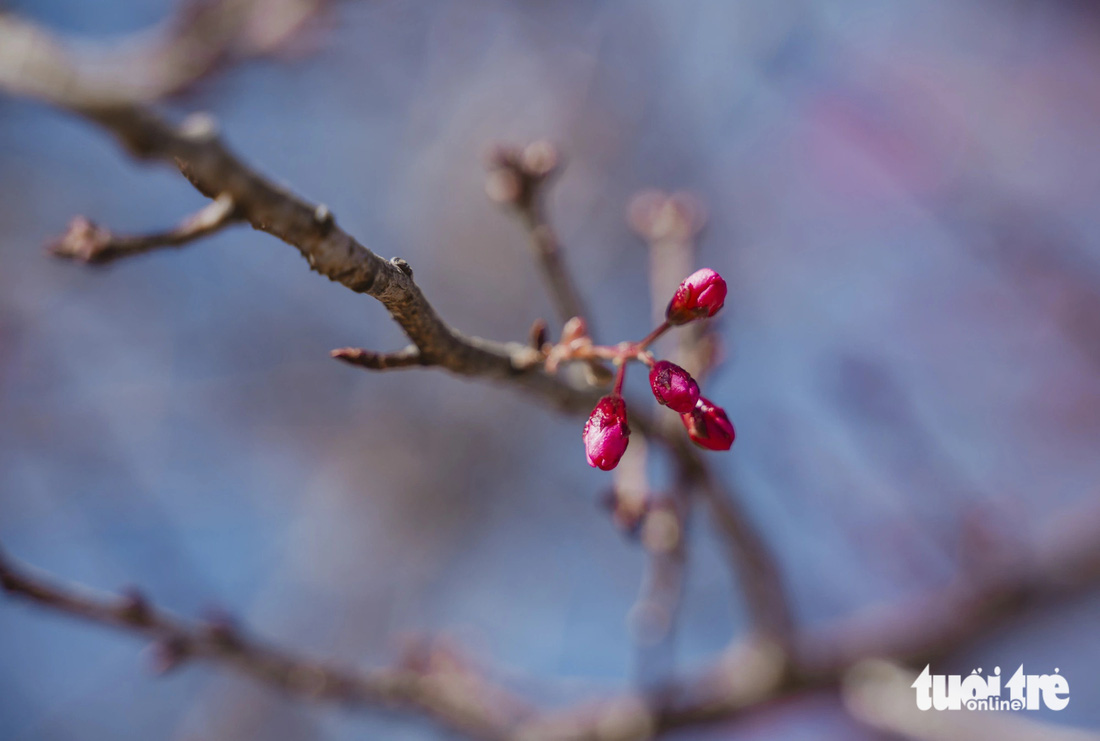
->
<box><xmin>0</xmin><ymin>12</ymin><xmax>797</xmax><ymax>738</ymax></box>
<box><xmin>48</xmin><ymin>193</ymin><xmax>238</xmax><ymax>264</ymax></box>
<box><xmin>0</xmin><ymin>548</ymin><xmax>531</xmax><ymax>740</ymax></box>
<box><xmin>6</xmin><ymin>23</ymin><xmax>792</xmax><ymax>655</ymax></box>
<box><xmin>486</xmin><ymin>141</ymin><xmax>591</xmax><ymax>327</ymax></box>
<box><xmin>331</xmin><ymin>345</ymin><xmax>424</xmax><ymax>370</ymax></box>
<box><xmin>19</xmin><ymin>95</ymin><xmax>587</xmax><ymax>410</ymax></box>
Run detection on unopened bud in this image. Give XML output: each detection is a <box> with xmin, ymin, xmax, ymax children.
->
<box><xmin>680</xmin><ymin>396</ymin><xmax>735</xmax><ymax>451</ymax></box>
<box><xmin>666</xmin><ymin>268</ymin><xmax>727</xmax><ymax>325</ymax></box>
<box><xmin>649</xmin><ymin>360</ymin><xmax>700</xmax><ymax>414</ymax></box>
<box><xmin>561</xmin><ymin>316</ymin><xmax>589</xmax><ymax>345</ymax></box>
<box><xmin>583</xmin><ymin>395</ymin><xmax>630</xmax><ymax>471</ymax></box>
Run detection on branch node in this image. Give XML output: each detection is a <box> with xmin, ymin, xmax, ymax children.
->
<box><xmin>179</xmin><ymin>111</ymin><xmax>219</xmax><ymax>142</ymax></box>
<box><xmin>119</xmin><ymin>587</ymin><xmax>153</xmax><ymax>625</ymax></box>
<box><xmin>313</xmin><ymin>203</ymin><xmax>334</xmax><ymax>233</ymax></box>
<box><xmin>390</xmin><ymin>257</ymin><xmax>413</xmax><ymax>278</ymax></box>
<box><xmin>203</xmin><ymin>608</ymin><xmax>242</xmax><ymax>648</ymax></box>
<box><xmin>148</xmin><ymin>636</ymin><xmax>191</xmax><ymax>675</ymax></box>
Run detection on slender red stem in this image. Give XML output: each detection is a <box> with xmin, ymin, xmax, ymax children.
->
<box><xmin>636</xmin><ymin>320</ymin><xmax>670</xmax><ymax>352</ymax></box>
<box><xmin>612</xmin><ymin>360</ymin><xmax>628</xmax><ymax>396</ymax></box>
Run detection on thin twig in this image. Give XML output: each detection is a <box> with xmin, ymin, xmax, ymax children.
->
<box><xmin>331</xmin><ymin>345</ymin><xmax>424</xmax><ymax>370</ymax></box>
<box><xmin>629</xmin><ymin>191</ymin><xmax>792</xmax><ymax>652</ymax></box>
<box><xmin>48</xmin><ymin>193</ymin><xmax>238</xmax><ymax>264</ymax></box>
<box><xmin>486</xmin><ymin>141</ymin><xmax>590</xmax><ymax>327</ymax></box>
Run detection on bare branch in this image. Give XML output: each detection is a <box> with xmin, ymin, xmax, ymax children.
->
<box><xmin>0</xmin><ymin>12</ymin><xmax>800</xmax><ymax>739</ymax></box>
<box><xmin>631</xmin><ymin>496</ymin><xmax>688</xmax><ymax>685</ymax></box>
<box><xmin>0</xmin><ymin>0</ymin><xmax>327</xmax><ymax>107</ymax></box>
<box><xmin>331</xmin><ymin>345</ymin><xmax>424</xmax><ymax>370</ymax></box>
<box><xmin>0</xmin><ymin>18</ymin><xmax>594</xmax><ymax>412</ymax></box>
<box><xmin>627</xmin><ymin>190</ymin><xmax>794</xmax><ymax>652</ymax></box>
<box><xmin>0</xmin><ymin>547</ymin><xmax>531</xmax><ymax>740</ymax></box>
<box><xmin>697</xmin><ymin>472</ymin><xmax>794</xmax><ymax>649</ymax></box>
<box><xmin>48</xmin><ymin>193</ymin><xmax>238</xmax><ymax>264</ymax></box>
<box><xmin>486</xmin><ymin>141</ymin><xmax>591</xmax><ymax>327</ymax></box>
<box><xmin>4</xmin><ymin>497</ymin><xmax>1100</xmax><ymax>740</ymax></box>
<box><xmin>630</xmin><ymin>190</ymin><xmax>717</xmax><ymax>381</ymax></box>
<box><xmin>531</xmin><ymin>503</ymin><xmax>1100</xmax><ymax>736</ymax></box>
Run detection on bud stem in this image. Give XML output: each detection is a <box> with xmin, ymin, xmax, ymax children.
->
<box><xmin>636</xmin><ymin>321</ymin><xmax>670</xmax><ymax>352</ymax></box>
<box><xmin>613</xmin><ymin>361</ymin><xmax>628</xmax><ymax>396</ymax></box>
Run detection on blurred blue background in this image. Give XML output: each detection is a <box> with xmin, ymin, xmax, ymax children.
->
<box><xmin>2</xmin><ymin>0</ymin><xmax>1100</xmax><ymax>738</ymax></box>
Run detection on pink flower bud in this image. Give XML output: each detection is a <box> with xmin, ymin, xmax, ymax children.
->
<box><xmin>680</xmin><ymin>396</ymin><xmax>735</xmax><ymax>451</ymax></box>
<box><xmin>583</xmin><ymin>395</ymin><xmax>630</xmax><ymax>470</ymax></box>
<box><xmin>666</xmin><ymin>268</ymin><xmax>727</xmax><ymax>325</ymax></box>
<box><xmin>649</xmin><ymin>360</ymin><xmax>700</xmax><ymax>414</ymax></box>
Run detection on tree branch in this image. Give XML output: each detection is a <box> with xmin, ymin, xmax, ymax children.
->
<box><xmin>0</xmin><ymin>5</ymin><xmax>794</xmax><ymax>677</ymax></box>
<box><xmin>527</xmin><ymin>502</ymin><xmax>1100</xmax><ymax>736</ymax></box>
<box><xmin>9</xmin><ymin>502</ymin><xmax>1100</xmax><ymax>740</ymax></box>
<box><xmin>486</xmin><ymin>141</ymin><xmax>590</xmax><ymax>327</ymax></box>
<box><xmin>0</xmin><ymin>548</ymin><xmax>531</xmax><ymax>740</ymax></box>
<box><xmin>331</xmin><ymin>345</ymin><xmax>424</xmax><ymax>370</ymax></box>
<box><xmin>48</xmin><ymin>193</ymin><xmax>238</xmax><ymax>264</ymax></box>
<box><xmin>0</xmin><ymin>0</ymin><xmax>327</xmax><ymax>107</ymax></box>
<box><xmin>0</xmin><ymin>10</ymin><xmax>799</xmax><ymax>739</ymax></box>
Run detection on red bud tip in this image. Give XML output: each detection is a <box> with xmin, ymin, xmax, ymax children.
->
<box><xmin>666</xmin><ymin>268</ymin><xmax>727</xmax><ymax>325</ymax></box>
<box><xmin>649</xmin><ymin>360</ymin><xmax>700</xmax><ymax>414</ymax></box>
<box><xmin>583</xmin><ymin>395</ymin><xmax>630</xmax><ymax>470</ymax></box>
<box><xmin>680</xmin><ymin>396</ymin><xmax>735</xmax><ymax>451</ymax></box>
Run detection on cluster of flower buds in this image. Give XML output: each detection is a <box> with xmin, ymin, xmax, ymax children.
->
<box><xmin>580</xmin><ymin>268</ymin><xmax>734</xmax><ymax>471</ymax></box>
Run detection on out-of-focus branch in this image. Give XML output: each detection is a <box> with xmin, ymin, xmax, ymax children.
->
<box><xmin>48</xmin><ymin>193</ymin><xmax>238</xmax><ymax>264</ymax></box>
<box><xmin>331</xmin><ymin>345</ymin><xmax>424</xmax><ymax>370</ymax></box>
<box><xmin>697</xmin><ymin>471</ymin><xmax>794</xmax><ymax>648</ymax></box>
<box><xmin>0</xmin><ymin>548</ymin><xmax>531</xmax><ymax>740</ymax></box>
<box><xmin>486</xmin><ymin>141</ymin><xmax>590</xmax><ymax>328</ymax></box>
<box><xmin>3</xmin><ymin>478</ymin><xmax>1100</xmax><ymax>737</ymax></box>
<box><xmin>526</xmin><ymin>502</ymin><xmax>1100</xmax><ymax>737</ymax></box>
<box><xmin>629</xmin><ymin>191</ymin><xmax>792</xmax><ymax>650</ymax></box>
<box><xmin>629</xmin><ymin>190</ymin><xmax>719</xmax><ymax>382</ymax></box>
<box><xmin>0</xmin><ymin>0</ymin><xmax>327</xmax><ymax>107</ymax></box>
<box><xmin>619</xmin><ymin>193</ymin><xmax>710</xmax><ymax>684</ymax></box>
<box><xmin>631</xmin><ymin>491</ymin><xmax>689</xmax><ymax>684</ymax></box>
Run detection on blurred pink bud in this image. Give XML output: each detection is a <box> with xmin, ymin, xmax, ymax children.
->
<box><xmin>680</xmin><ymin>396</ymin><xmax>735</xmax><ymax>451</ymax></box>
<box><xmin>583</xmin><ymin>395</ymin><xmax>630</xmax><ymax>471</ymax></box>
<box><xmin>561</xmin><ymin>315</ymin><xmax>589</xmax><ymax>345</ymax></box>
<box><xmin>666</xmin><ymin>268</ymin><xmax>727</xmax><ymax>325</ymax></box>
<box><xmin>649</xmin><ymin>360</ymin><xmax>700</xmax><ymax>413</ymax></box>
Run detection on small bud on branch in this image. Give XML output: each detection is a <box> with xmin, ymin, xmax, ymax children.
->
<box><xmin>583</xmin><ymin>395</ymin><xmax>630</xmax><ymax>470</ymax></box>
<box><xmin>666</xmin><ymin>268</ymin><xmax>727</xmax><ymax>325</ymax></box>
<box><xmin>649</xmin><ymin>360</ymin><xmax>700</xmax><ymax>414</ymax></box>
<box><xmin>681</xmin><ymin>396</ymin><xmax>735</xmax><ymax>451</ymax></box>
